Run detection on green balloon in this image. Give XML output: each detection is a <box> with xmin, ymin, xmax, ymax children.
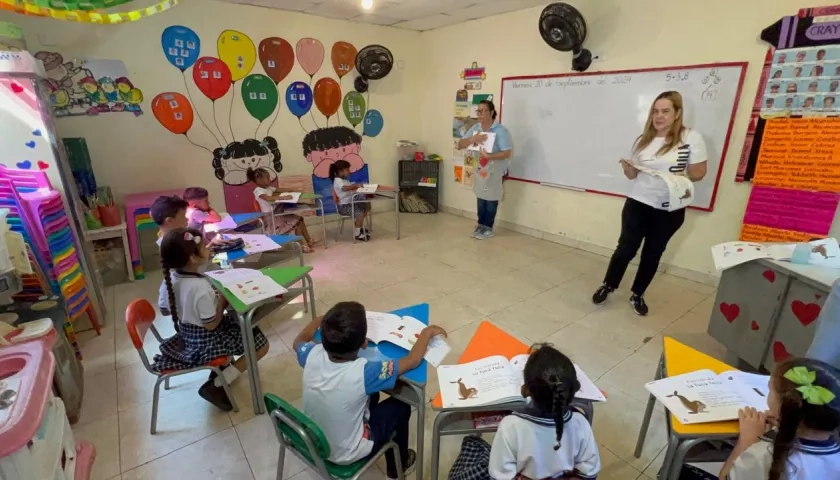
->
<box><xmin>241</xmin><ymin>74</ymin><xmax>278</xmax><ymax>121</ymax></box>
<box><xmin>342</xmin><ymin>91</ymin><xmax>366</xmax><ymax>127</ymax></box>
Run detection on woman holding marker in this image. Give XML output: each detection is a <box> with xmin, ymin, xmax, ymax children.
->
<box><xmin>457</xmin><ymin>99</ymin><xmax>513</xmax><ymax>240</ymax></box>
<box><xmin>592</xmin><ymin>91</ymin><xmax>708</xmax><ymax>316</ymax></box>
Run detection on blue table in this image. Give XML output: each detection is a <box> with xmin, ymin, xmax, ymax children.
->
<box><xmin>229</xmin><ymin>212</ymin><xmax>265</xmax><ymax>233</ymax></box>
<box><xmin>314</xmin><ymin>303</ymin><xmax>430</xmax><ymax>480</ymax></box>
<box><xmin>220</xmin><ymin>234</ymin><xmax>304</xmax><ymax>266</ymax></box>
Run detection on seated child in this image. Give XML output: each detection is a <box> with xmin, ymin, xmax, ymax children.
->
<box><xmin>487</xmin><ymin>344</ymin><xmax>600</xmax><ymax>480</ymax></box>
<box><xmin>293</xmin><ymin>301</ymin><xmax>447</xmax><ymax>479</ymax></box>
<box><xmin>155</xmin><ymin>228</ymin><xmax>270</xmax><ymax>411</ymax></box>
<box><xmin>247</xmin><ymin>167</ymin><xmax>315</xmax><ymax>253</ymax></box>
<box><xmin>713</xmin><ymin>358</ymin><xmax>840</xmax><ymax>480</ymax></box>
<box><xmin>330</xmin><ymin>160</ymin><xmax>371</xmax><ymax>242</ymax></box>
<box><xmin>150</xmin><ymin>195</ymin><xmax>189</xmax><ymax>248</ymax></box>
<box><xmin>183</xmin><ymin>187</ymin><xmax>223</xmax><ymax>231</ymax></box>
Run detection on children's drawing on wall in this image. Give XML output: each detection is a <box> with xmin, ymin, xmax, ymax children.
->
<box><xmin>151</xmin><ymin>24</ymin><xmax>390</xmax><ymax>213</ymax></box>
<box><xmin>35</xmin><ymin>52</ymin><xmax>143</xmax><ymax>117</ymax></box>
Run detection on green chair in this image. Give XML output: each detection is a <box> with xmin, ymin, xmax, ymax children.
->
<box><xmin>264</xmin><ymin>393</ymin><xmax>404</xmax><ymax>480</ymax></box>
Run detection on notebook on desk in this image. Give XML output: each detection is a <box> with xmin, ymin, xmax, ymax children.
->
<box><xmin>275</xmin><ymin>192</ymin><xmax>302</xmax><ymax>204</ymax></box>
<box><xmin>356</xmin><ymin>184</ymin><xmax>379</xmax><ymax>194</ymax></box>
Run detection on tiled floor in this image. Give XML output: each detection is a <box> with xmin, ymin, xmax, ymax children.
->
<box><xmin>72</xmin><ymin>212</ymin><xmax>726</xmax><ymax>480</ymax></box>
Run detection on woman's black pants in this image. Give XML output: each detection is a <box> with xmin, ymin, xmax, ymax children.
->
<box><xmin>602</xmin><ymin>198</ymin><xmax>686</xmax><ymax>295</ymax></box>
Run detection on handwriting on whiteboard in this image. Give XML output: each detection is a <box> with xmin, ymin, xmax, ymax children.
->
<box><xmin>666</xmin><ymin>72</ymin><xmax>690</xmax><ymax>82</ymax></box>
<box><xmin>510</xmin><ymin>74</ymin><xmax>634</xmax><ymax>89</ymax></box>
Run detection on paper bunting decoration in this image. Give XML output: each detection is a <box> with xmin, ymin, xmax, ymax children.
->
<box><xmin>0</xmin><ymin>0</ymin><xmax>180</xmax><ymax>23</ymax></box>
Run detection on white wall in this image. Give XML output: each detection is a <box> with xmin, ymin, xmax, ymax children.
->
<box><xmin>420</xmin><ymin>0</ymin><xmax>816</xmax><ymax>278</ymax></box>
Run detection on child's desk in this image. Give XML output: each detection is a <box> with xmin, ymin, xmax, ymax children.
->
<box><xmin>211</xmin><ymin>265</ymin><xmax>317</xmax><ymax>415</ymax></box>
<box><xmin>271</xmin><ymin>193</ymin><xmax>327</xmax><ymax>248</ymax></box>
<box><xmin>429</xmin><ymin>321</ymin><xmax>531</xmax><ymax>480</ymax></box>
<box><xmin>312</xmin><ymin>302</ymin><xmax>431</xmax><ymax>480</ymax></box>
<box><xmin>124</xmin><ymin>188</ymin><xmax>183</xmax><ymax>279</ymax></box>
<box><xmin>634</xmin><ymin>337</ymin><xmax>740</xmax><ymax>480</ymax></box>
<box><xmin>228</xmin><ymin>212</ymin><xmax>266</xmax><ymax>233</ymax></box>
<box><xmin>221</xmin><ymin>234</ymin><xmax>305</xmax><ymax>267</ymax></box>
<box><xmin>349</xmin><ymin>186</ymin><xmax>400</xmax><ymax>243</ymax></box>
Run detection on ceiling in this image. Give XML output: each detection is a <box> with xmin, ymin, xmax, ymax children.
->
<box><xmin>221</xmin><ymin>0</ymin><xmax>550</xmax><ymax>31</ymax></box>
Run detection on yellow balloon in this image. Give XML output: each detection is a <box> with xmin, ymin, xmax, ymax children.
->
<box><xmin>217</xmin><ymin>29</ymin><xmax>256</xmax><ymax>82</ymax></box>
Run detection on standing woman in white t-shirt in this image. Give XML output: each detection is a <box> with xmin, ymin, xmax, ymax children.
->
<box><xmin>592</xmin><ymin>91</ymin><xmax>708</xmax><ymax>316</ymax></box>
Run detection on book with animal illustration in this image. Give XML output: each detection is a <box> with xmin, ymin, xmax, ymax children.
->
<box><xmin>645</xmin><ymin>370</ymin><xmax>770</xmax><ymax>424</ymax></box>
<box><xmin>365</xmin><ymin>312</ymin><xmax>451</xmax><ymax>367</ymax></box>
<box><xmin>204</xmin><ymin>268</ymin><xmax>287</xmax><ymax>306</ymax></box>
<box><xmin>437</xmin><ymin>355</ymin><xmax>607</xmax><ymax>408</ymax></box>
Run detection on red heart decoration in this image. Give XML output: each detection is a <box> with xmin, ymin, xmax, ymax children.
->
<box><xmin>773</xmin><ymin>341</ymin><xmax>792</xmax><ymax>362</ymax></box>
<box><xmin>791</xmin><ymin>300</ymin><xmax>821</xmax><ymax>327</ymax></box>
<box><xmin>479</xmin><ymin>157</ymin><xmax>489</xmax><ymax>167</ymax></box>
<box><xmin>36</xmin><ymin>161</ymin><xmax>48</xmax><ymax>170</ymax></box>
<box><xmin>10</xmin><ymin>82</ymin><xmax>23</xmax><ymax>94</ymax></box>
<box><xmin>816</xmin><ymin>294</ymin><xmax>822</xmax><ymax>300</ymax></box>
<box><xmin>762</xmin><ymin>270</ymin><xmax>776</xmax><ymax>283</ymax></box>
<box><xmin>719</xmin><ymin>302</ymin><xmax>740</xmax><ymax>323</ymax></box>
<box><xmin>751</xmin><ymin>321</ymin><xmax>759</xmax><ymax>331</ymax></box>
<box><xmin>737</xmin><ymin>248</ymin><xmax>743</xmax><ymax>252</ymax></box>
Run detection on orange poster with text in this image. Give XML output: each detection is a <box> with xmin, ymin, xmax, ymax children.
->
<box><xmin>739</xmin><ymin>224</ymin><xmax>820</xmax><ymax>243</ymax></box>
<box><xmin>753</xmin><ymin>117</ymin><xmax>840</xmax><ymax>192</ymax></box>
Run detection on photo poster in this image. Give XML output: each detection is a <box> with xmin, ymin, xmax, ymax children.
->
<box><xmin>739</xmin><ymin>4</ymin><xmax>840</xmax><ymax>182</ymax></box>
<box><xmin>739</xmin><ymin>117</ymin><xmax>840</xmax><ymax>241</ymax></box>
<box><xmin>453</xmin><ymin>89</ymin><xmax>476</xmax><ymax>138</ymax></box>
<box><xmin>762</xmin><ymin>45</ymin><xmax>840</xmax><ymax>117</ymax></box>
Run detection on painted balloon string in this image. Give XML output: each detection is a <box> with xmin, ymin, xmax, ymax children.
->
<box><xmin>212</xmin><ymin>102</ymin><xmax>228</xmax><ymax>145</ymax></box>
<box><xmin>308</xmin><ymin>76</ymin><xmax>320</xmax><ymax>129</ymax></box>
<box><xmin>184</xmin><ymin>134</ymin><xmax>214</xmax><ymax>154</ymax></box>
<box><xmin>228</xmin><ymin>85</ymin><xmax>236</xmax><ymax>142</ymax></box>
<box><xmin>298</xmin><ymin>117</ymin><xmax>307</xmax><ymax>134</ymax></box>
<box><xmin>265</xmin><ymin>102</ymin><xmax>282</xmax><ymax>136</ymax></box>
<box><xmin>181</xmin><ymin>72</ymin><xmax>223</xmax><ymax>147</ymax></box>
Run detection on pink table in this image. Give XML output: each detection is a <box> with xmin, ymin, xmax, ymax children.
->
<box><xmin>124</xmin><ymin>189</ymin><xmax>183</xmax><ymax>277</ymax></box>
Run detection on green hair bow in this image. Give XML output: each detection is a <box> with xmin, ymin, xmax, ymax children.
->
<box><xmin>783</xmin><ymin>366</ymin><xmax>837</xmax><ymax>406</ymax></box>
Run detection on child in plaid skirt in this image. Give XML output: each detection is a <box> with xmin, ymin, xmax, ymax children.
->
<box><xmin>155</xmin><ymin>228</ymin><xmax>269</xmax><ymax>411</ymax></box>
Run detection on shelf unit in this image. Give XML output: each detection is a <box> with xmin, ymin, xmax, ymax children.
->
<box><xmin>398</xmin><ymin>161</ymin><xmax>439</xmax><ymax>214</ymax></box>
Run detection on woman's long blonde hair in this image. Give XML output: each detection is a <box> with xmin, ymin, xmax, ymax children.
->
<box><xmin>633</xmin><ymin>91</ymin><xmax>685</xmax><ymax>156</ymax></box>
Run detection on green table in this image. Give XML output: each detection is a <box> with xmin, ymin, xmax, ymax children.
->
<box><xmin>268</xmin><ymin>193</ymin><xmax>328</xmax><ymax>249</ymax></box>
<box><xmin>211</xmin><ymin>265</ymin><xmax>316</xmax><ymax>414</ymax></box>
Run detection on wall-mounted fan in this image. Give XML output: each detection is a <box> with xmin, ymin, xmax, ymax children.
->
<box><xmin>354</xmin><ymin>44</ymin><xmax>394</xmax><ymax>93</ymax></box>
<box><xmin>538</xmin><ymin>3</ymin><xmax>593</xmax><ymax>72</ymax></box>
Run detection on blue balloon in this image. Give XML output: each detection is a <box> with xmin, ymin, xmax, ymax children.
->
<box><xmin>285</xmin><ymin>81</ymin><xmax>313</xmax><ymax>118</ymax></box>
<box><xmin>363</xmin><ymin>109</ymin><xmax>384</xmax><ymax>137</ymax></box>
<box><xmin>161</xmin><ymin>25</ymin><xmax>201</xmax><ymax>71</ymax></box>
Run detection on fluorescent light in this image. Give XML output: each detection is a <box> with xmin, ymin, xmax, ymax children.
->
<box><xmin>361</xmin><ymin>0</ymin><xmax>373</xmax><ymax>10</ymax></box>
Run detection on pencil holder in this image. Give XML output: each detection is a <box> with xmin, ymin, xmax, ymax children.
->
<box><xmin>98</xmin><ymin>205</ymin><xmax>121</xmax><ymax>227</ymax></box>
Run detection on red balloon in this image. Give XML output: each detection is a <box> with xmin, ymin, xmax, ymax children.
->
<box><xmin>152</xmin><ymin>92</ymin><xmax>194</xmax><ymax>135</ymax></box>
<box><xmin>192</xmin><ymin>57</ymin><xmax>232</xmax><ymax>101</ymax></box>
<box><xmin>314</xmin><ymin>77</ymin><xmax>341</xmax><ymax>118</ymax></box>
<box><xmin>259</xmin><ymin>37</ymin><xmax>295</xmax><ymax>84</ymax></box>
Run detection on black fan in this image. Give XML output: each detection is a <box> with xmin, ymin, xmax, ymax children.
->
<box><xmin>354</xmin><ymin>44</ymin><xmax>394</xmax><ymax>92</ymax></box>
<box><xmin>539</xmin><ymin>3</ymin><xmax>593</xmax><ymax>72</ymax></box>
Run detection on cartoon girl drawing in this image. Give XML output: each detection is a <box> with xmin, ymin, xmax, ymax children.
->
<box><xmin>302</xmin><ymin>126</ymin><xmax>369</xmax><ymax>214</ymax></box>
<box><xmin>213</xmin><ymin>137</ymin><xmax>283</xmax><ymax>213</ymax></box>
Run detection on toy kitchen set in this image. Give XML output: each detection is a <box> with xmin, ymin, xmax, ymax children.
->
<box><xmin>0</xmin><ymin>46</ymin><xmax>104</xmax><ymax>479</ymax></box>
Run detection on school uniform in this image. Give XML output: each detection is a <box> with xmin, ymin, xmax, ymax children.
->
<box><xmin>333</xmin><ymin>177</ymin><xmax>370</xmax><ymax>218</ymax></box>
<box><xmin>727</xmin><ymin>437</ymin><xmax>840</xmax><ymax>480</ymax></box>
<box><xmin>253</xmin><ymin>186</ymin><xmax>301</xmax><ymax>234</ymax></box>
<box><xmin>153</xmin><ymin>271</ymin><xmax>268</xmax><ymax>372</ymax></box>
<box><xmin>461</xmin><ymin>121</ymin><xmax>513</xmax><ymax>230</ymax></box>
<box><xmin>602</xmin><ymin>128</ymin><xmax>707</xmax><ymax>295</ymax></box>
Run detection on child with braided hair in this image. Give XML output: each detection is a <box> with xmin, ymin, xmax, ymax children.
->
<box><xmin>488</xmin><ymin>344</ymin><xmax>600</xmax><ymax>480</ymax></box>
<box><xmin>153</xmin><ymin>228</ymin><xmax>270</xmax><ymax>411</ymax></box>
<box><xmin>715</xmin><ymin>358</ymin><xmax>840</xmax><ymax>480</ymax></box>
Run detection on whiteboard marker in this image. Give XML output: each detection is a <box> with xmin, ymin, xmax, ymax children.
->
<box><xmin>540</xmin><ymin>182</ymin><xmax>585</xmax><ymax>192</ymax></box>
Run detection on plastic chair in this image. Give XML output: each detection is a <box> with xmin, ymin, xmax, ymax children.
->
<box><xmin>331</xmin><ymin>190</ymin><xmax>354</xmax><ymax>243</ymax></box>
<box><xmin>264</xmin><ymin>393</ymin><xmax>404</xmax><ymax>480</ymax></box>
<box><xmin>125</xmin><ymin>299</ymin><xmax>238</xmax><ymax>434</ymax></box>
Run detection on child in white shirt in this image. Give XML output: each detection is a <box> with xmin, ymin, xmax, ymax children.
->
<box><xmin>716</xmin><ymin>358</ymin><xmax>840</xmax><ymax>480</ymax></box>
<box><xmin>330</xmin><ymin>160</ymin><xmax>371</xmax><ymax>242</ymax></box>
<box><xmin>247</xmin><ymin>167</ymin><xmax>314</xmax><ymax>252</ymax></box>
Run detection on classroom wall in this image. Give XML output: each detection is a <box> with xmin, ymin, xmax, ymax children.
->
<box><xmin>419</xmin><ymin>0</ymin><xmax>815</xmax><ymax>280</ymax></box>
<box><xmin>0</xmin><ymin>0</ymin><xmax>423</xmax><ymax>209</ymax></box>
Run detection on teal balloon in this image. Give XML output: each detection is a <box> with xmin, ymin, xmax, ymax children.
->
<box><xmin>363</xmin><ymin>109</ymin><xmax>384</xmax><ymax>137</ymax></box>
<box><xmin>240</xmin><ymin>74</ymin><xmax>278</xmax><ymax>121</ymax></box>
<box><xmin>342</xmin><ymin>91</ymin><xmax>366</xmax><ymax>127</ymax></box>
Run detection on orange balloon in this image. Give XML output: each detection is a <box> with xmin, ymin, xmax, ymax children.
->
<box><xmin>152</xmin><ymin>92</ymin><xmax>194</xmax><ymax>135</ymax></box>
<box><xmin>314</xmin><ymin>78</ymin><xmax>341</xmax><ymax>118</ymax></box>
<box><xmin>331</xmin><ymin>41</ymin><xmax>357</xmax><ymax>79</ymax></box>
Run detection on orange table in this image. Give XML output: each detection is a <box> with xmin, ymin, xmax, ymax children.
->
<box><xmin>634</xmin><ymin>337</ymin><xmax>740</xmax><ymax>480</ymax></box>
<box><xmin>349</xmin><ymin>185</ymin><xmax>400</xmax><ymax>243</ymax></box>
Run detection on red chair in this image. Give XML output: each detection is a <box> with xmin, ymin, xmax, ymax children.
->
<box><xmin>125</xmin><ymin>299</ymin><xmax>238</xmax><ymax>434</ymax></box>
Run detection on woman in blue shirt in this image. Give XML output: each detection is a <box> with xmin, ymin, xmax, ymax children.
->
<box><xmin>457</xmin><ymin>100</ymin><xmax>513</xmax><ymax>240</ymax></box>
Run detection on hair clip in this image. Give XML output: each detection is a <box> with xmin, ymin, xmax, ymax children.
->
<box><xmin>183</xmin><ymin>232</ymin><xmax>201</xmax><ymax>244</ymax></box>
<box><xmin>784</xmin><ymin>366</ymin><xmax>837</xmax><ymax>406</ymax></box>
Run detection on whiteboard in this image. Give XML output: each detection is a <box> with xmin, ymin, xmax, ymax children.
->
<box><xmin>499</xmin><ymin>63</ymin><xmax>747</xmax><ymax>211</ymax></box>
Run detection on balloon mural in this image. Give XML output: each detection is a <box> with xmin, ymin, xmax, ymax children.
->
<box><xmin>151</xmin><ymin>26</ymin><xmax>391</xmax><ymax>214</ymax></box>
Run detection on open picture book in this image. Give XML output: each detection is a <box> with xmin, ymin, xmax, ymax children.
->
<box><xmin>711</xmin><ymin>238</ymin><xmax>840</xmax><ymax>271</ymax></box>
<box><xmin>205</xmin><ymin>213</ymin><xmax>238</xmax><ymax>233</ymax></box>
<box><xmin>645</xmin><ymin>370</ymin><xmax>770</xmax><ymax>424</ymax></box>
<box><xmin>631</xmin><ymin>163</ymin><xmax>695</xmax><ymax>212</ymax></box>
<box><xmin>465</xmin><ymin>131</ymin><xmax>496</xmax><ymax>153</ymax></box>
<box><xmin>437</xmin><ymin>355</ymin><xmax>606</xmax><ymax>408</ymax></box>
<box><xmin>205</xmin><ymin>268</ymin><xmax>287</xmax><ymax>306</ymax></box>
<box><xmin>356</xmin><ymin>184</ymin><xmax>379</xmax><ymax>194</ymax></box>
<box><xmin>276</xmin><ymin>192</ymin><xmax>302</xmax><ymax>204</ymax></box>
<box><xmin>366</xmin><ymin>311</ymin><xmax>450</xmax><ymax>367</ymax></box>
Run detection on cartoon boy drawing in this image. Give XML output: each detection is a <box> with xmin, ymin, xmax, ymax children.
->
<box><xmin>302</xmin><ymin>126</ymin><xmax>369</xmax><ymax>214</ymax></box>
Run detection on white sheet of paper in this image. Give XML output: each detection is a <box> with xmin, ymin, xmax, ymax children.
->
<box><xmin>356</xmin><ymin>184</ymin><xmax>379</xmax><ymax>194</ymax></box>
<box><xmin>276</xmin><ymin>192</ymin><xmax>301</xmax><ymax>204</ymax></box>
<box><xmin>574</xmin><ymin>364</ymin><xmax>607</xmax><ymax>402</ymax></box>
<box><xmin>205</xmin><ymin>213</ymin><xmax>238</xmax><ymax>233</ymax></box>
<box><xmin>424</xmin><ymin>335</ymin><xmax>451</xmax><ymax>367</ymax></box>
<box><xmin>721</xmin><ymin>371</ymin><xmax>770</xmax><ymax>412</ymax></box>
<box><xmin>711</xmin><ymin>242</ymin><xmax>772</xmax><ymax>271</ymax></box>
<box><xmin>226</xmin><ymin>234</ymin><xmax>282</xmax><ymax>254</ymax></box>
<box><xmin>466</xmin><ymin>132</ymin><xmax>496</xmax><ymax>153</ymax></box>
